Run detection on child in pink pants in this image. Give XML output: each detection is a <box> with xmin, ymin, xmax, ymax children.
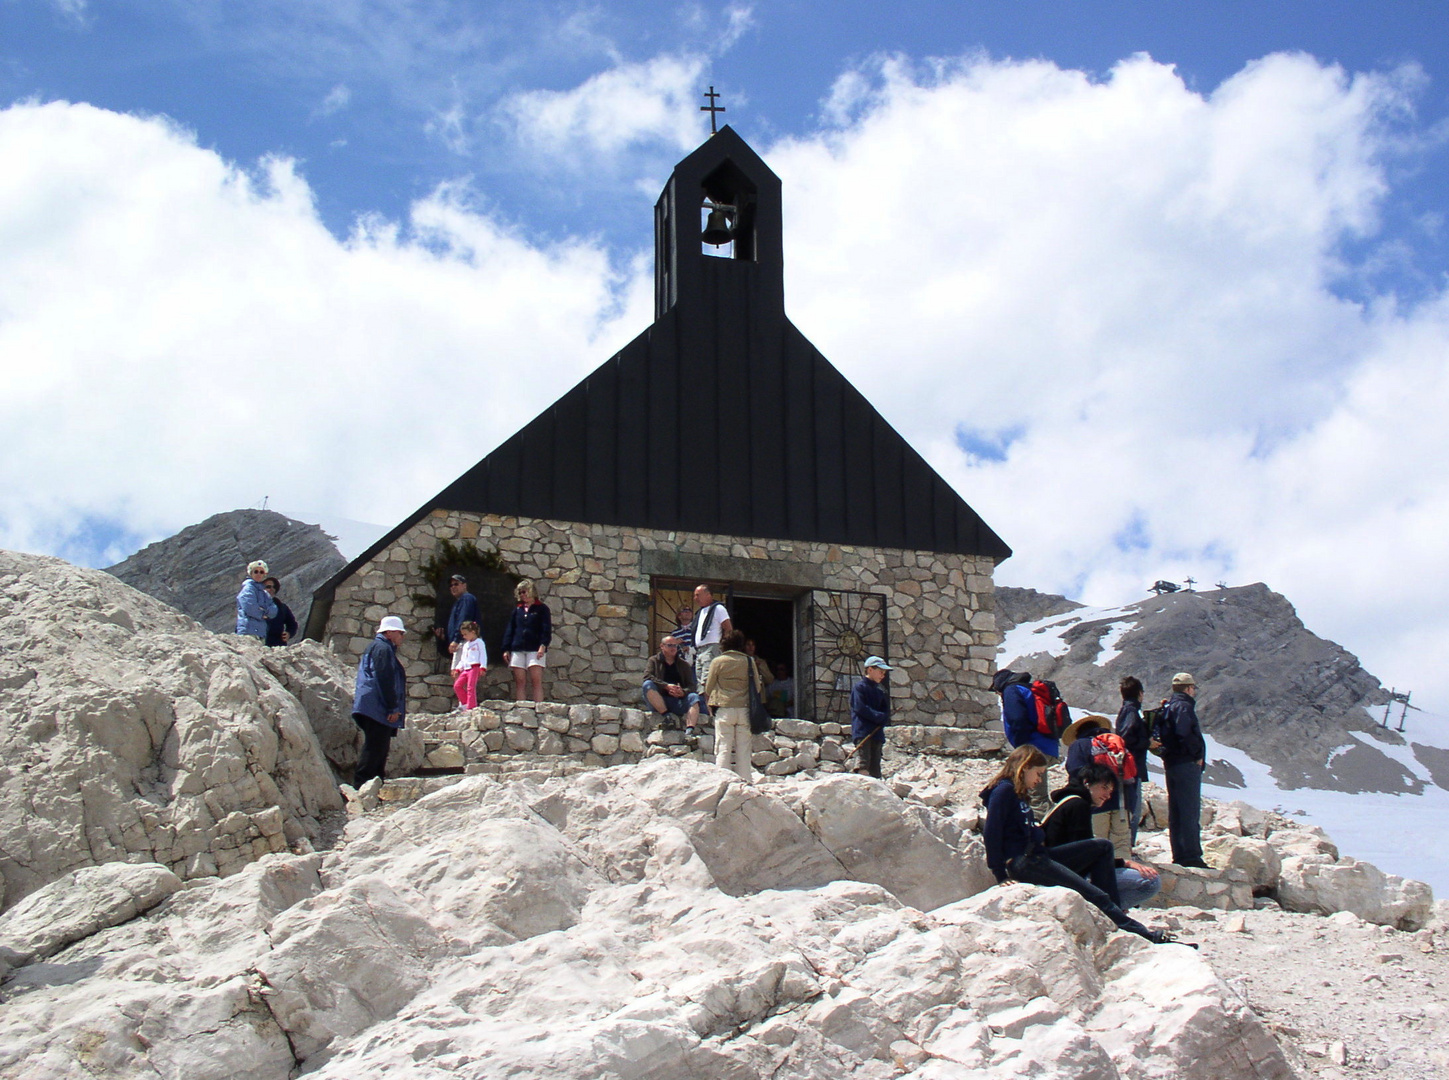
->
<box><xmin>451</xmin><ymin>621</ymin><xmax>488</xmax><ymax>710</ymax></box>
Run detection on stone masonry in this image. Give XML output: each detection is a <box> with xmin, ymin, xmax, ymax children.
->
<box><xmin>323</xmin><ymin>511</ymin><xmax>1003</xmax><ymax>730</ymax></box>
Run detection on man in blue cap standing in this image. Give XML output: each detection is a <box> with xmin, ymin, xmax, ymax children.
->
<box><xmin>851</xmin><ymin>656</ymin><xmax>893</xmax><ymax>779</ymax></box>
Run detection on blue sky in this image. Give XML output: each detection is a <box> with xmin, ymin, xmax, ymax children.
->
<box><xmin>5</xmin><ymin>1</ymin><xmax>1449</xmax><ymax>713</ymax></box>
<box><xmin>7</xmin><ymin>1</ymin><xmax>1449</xmax><ymax>283</ymax></box>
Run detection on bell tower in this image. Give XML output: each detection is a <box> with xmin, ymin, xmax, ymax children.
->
<box><xmin>653</xmin><ymin>125</ymin><xmax>785</xmax><ymax>322</ymax></box>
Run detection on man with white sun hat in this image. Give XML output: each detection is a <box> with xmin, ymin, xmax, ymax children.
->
<box><xmin>351</xmin><ymin>615</ymin><xmax>408</xmax><ymax>787</ymax></box>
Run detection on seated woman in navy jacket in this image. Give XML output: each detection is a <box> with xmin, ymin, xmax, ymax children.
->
<box><xmin>981</xmin><ymin>745</ymin><xmax>1172</xmax><ymax>945</ymax></box>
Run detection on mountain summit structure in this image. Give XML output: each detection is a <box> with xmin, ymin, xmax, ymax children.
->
<box><xmin>308</xmin><ymin>127</ymin><xmax>1010</xmax><ymax>730</ymax></box>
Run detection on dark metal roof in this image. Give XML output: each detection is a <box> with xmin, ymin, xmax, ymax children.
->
<box><xmin>307</xmin><ymin>128</ymin><xmax>1008</xmax><ymax>637</ymax></box>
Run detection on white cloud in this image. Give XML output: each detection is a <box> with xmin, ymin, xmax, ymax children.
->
<box><xmin>499</xmin><ymin>53</ymin><xmax>709</xmax><ymax>159</ymax></box>
<box><xmin>7</xmin><ymin>45</ymin><xmax>1449</xmax><ymax>721</ymax></box>
<box><xmin>0</xmin><ymin>100</ymin><xmax>650</xmax><ymax>563</ymax></box>
<box><xmin>316</xmin><ymin>83</ymin><xmax>351</xmax><ymax>117</ymax></box>
<box><xmin>766</xmin><ymin>51</ymin><xmax>1449</xmax><ymax>710</ymax></box>
<box><xmin>50</xmin><ymin>0</ymin><xmax>88</xmax><ymax>24</ymax></box>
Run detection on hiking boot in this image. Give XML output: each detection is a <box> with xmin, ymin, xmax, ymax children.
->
<box><xmin>1144</xmin><ymin>928</ymin><xmax>1198</xmax><ymax>948</ymax></box>
<box><xmin>685</xmin><ymin>726</ymin><xmax>698</xmax><ymax>748</ymax></box>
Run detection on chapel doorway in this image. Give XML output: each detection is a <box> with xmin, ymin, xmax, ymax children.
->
<box><xmin>730</xmin><ymin>595</ymin><xmax>795</xmax><ymax>683</ymax></box>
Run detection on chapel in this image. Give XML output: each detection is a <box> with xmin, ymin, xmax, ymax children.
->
<box><xmin>308</xmin><ymin>125</ymin><xmax>1012</xmax><ymax>736</ymax></box>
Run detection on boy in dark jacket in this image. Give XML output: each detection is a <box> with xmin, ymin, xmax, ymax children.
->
<box><xmin>850</xmin><ymin>656</ymin><xmax>892</xmax><ymax>779</ymax></box>
<box><xmin>1156</xmin><ymin>672</ymin><xmax>1207</xmax><ymax>868</ymax></box>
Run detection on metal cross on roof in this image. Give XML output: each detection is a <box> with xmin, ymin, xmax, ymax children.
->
<box><xmin>701</xmin><ymin>86</ymin><xmax>725</xmax><ymax>134</ymax></box>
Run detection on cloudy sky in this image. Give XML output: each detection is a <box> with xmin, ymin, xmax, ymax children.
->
<box><xmin>3</xmin><ymin>1</ymin><xmax>1449</xmax><ymax>712</ymax></box>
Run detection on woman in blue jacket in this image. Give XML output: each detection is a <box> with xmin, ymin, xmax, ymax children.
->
<box><xmin>235</xmin><ymin>560</ymin><xmax>278</xmax><ymax>639</ymax></box>
<box><xmin>981</xmin><ymin>745</ymin><xmax>1170</xmax><ymax>944</ymax></box>
<box><xmin>501</xmin><ymin>578</ymin><xmax>552</xmax><ymax>704</ymax></box>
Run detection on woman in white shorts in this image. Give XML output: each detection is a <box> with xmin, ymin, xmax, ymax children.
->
<box><xmin>501</xmin><ymin>578</ymin><xmax>552</xmax><ymax>703</ymax></box>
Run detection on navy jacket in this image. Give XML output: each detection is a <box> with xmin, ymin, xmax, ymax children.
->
<box><xmin>1116</xmin><ymin>699</ymin><xmax>1150</xmax><ymax>782</ymax></box>
<box><xmin>352</xmin><ymin>635</ymin><xmax>406</xmax><ymax>729</ymax></box>
<box><xmin>1041</xmin><ymin>782</ymin><xmax>1096</xmax><ymax>849</ymax></box>
<box><xmin>1001</xmin><ymin>681</ymin><xmax>1059</xmax><ymax>759</ymax></box>
<box><xmin>502</xmin><ymin>601</ymin><xmax>552</xmax><ymax>653</ymax></box>
<box><xmin>982</xmin><ymin>778</ymin><xmax>1045</xmax><ymax>883</ymax></box>
<box><xmin>1158</xmin><ymin>691</ymin><xmax>1205</xmax><ymax>765</ymax></box>
<box><xmin>446</xmin><ymin>591</ymin><xmax>481</xmax><ymax>645</ymax></box>
<box><xmin>265</xmin><ymin>600</ymin><xmax>297</xmax><ymax>647</ymax></box>
<box><xmin>850</xmin><ymin>677</ymin><xmax>890</xmax><ymax>742</ymax></box>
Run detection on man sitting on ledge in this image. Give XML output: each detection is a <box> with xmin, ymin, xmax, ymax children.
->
<box><xmin>642</xmin><ymin>636</ymin><xmax>703</xmax><ymax>733</ymax></box>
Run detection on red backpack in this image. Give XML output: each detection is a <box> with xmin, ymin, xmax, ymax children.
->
<box><xmin>1089</xmin><ymin>731</ymin><xmax>1138</xmax><ymax>782</ymax></box>
<box><xmin>1029</xmin><ymin>680</ymin><xmax>1072</xmax><ymax>739</ymax></box>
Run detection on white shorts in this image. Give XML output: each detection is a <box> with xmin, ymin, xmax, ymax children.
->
<box><xmin>508</xmin><ymin>649</ymin><xmax>547</xmax><ymax>669</ymax></box>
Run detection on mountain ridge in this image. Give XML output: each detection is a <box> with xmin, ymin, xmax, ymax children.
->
<box><xmin>105</xmin><ymin>508</ymin><xmax>346</xmax><ymax>635</ymax></box>
<box><xmin>994</xmin><ymin>581</ymin><xmax>1434</xmax><ymax>794</ymax></box>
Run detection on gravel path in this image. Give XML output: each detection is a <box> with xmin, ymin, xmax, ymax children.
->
<box><xmin>1189</xmin><ymin>906</ymin><xmax>1449</xmax><ymax>1080</ymax></box>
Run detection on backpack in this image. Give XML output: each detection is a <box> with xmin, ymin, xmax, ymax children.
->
<box><xmin>1029</xmin><ymin>680</ymin><xmax>1072</xmax><ymax>740</ymax></box>
<box><xmin>1144</xmin><ymin>702</ymin><xmax>1171</xmax><ymax>756</ymax></box>
<box><xmin>1089</xmin><ymin>731</ymin><xmax>1137</xmax><ymax>782</ymax></box>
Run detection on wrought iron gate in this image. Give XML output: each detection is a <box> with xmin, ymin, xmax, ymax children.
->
<box><xmin>798</xmin><ymin>589</ymin><xmax>887</xmax><ymax>725</ymax></box>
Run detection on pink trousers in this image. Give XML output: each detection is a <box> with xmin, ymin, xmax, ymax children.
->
<box><xmin>453</xmin><ymin>665</ymin><xmax>481</xmax><ymax>709</ymax></box>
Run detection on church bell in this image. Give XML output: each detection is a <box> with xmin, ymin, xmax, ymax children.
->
<box><xmin>701</xmin><ymin>203</ymin><xmax>735</xmax><ymax>246</ymax></box>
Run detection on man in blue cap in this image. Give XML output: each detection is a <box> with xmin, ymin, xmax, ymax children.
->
<box><xmin>850</xmin><ymin>656</ymin><xmax>893</xmax><ymax>779</ymax></box>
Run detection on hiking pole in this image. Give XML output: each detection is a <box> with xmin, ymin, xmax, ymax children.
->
<box><xmin>843</xmin><ymin>726</ymin><xmax>881</xmax><ymax>765</ymax></box>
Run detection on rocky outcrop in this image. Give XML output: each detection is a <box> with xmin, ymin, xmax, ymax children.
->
<box><xmin>105</xmin><ymin>508</ymin><xmax>345</xmax><ymax>635</ymax></box>
<box><xmin>994</xmin><ymin>585</ymin><xmax>1084</xmax><ymax>634</ymax></box>
<box><xmin>0</xmin><ymin>759</ymin><xmax>1295</xmax><ymax>1080</ymax></box>
<box><xmin>1000</xmin><ymin>584</ymin><xmax>1408</xmax><ymax>792</ymax></box>
<box><xmin>0</xmin><ymin>550</ymin><xmax>345</xmax><ymax>909</ymax></box>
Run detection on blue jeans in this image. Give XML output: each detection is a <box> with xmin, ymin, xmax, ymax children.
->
<box><xmin>1009</xmin><ymin>840</ymin><xmax>1151</xmax><ymax>938</ymax></box>
<box><xmin>1164</xmin><ymin>760</ymin><xmax>1204</xmax><ymax>865</ymax></box>
<box><xmin>1115</xmin><ymin>866</ymin><xmax>1161</xmax><ymax>909</ymax></box>
<box><xmin>642</xmin><ymin>681</ymin><xmax>703</xmax><ymax>719</ymax></box>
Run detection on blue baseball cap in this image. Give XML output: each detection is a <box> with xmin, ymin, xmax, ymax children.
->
<box><xmin>863</xmin><ymin>655</ymin><xmax>892</xmax><ymax>671</ymax></box>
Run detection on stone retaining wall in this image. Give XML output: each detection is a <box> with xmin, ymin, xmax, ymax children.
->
<box><xmin>324</xmin><ymin>511</ymin><xmax>1001</xmax><ymax>729</ymax></box>
<box><xmin>411</xmin><ymin>701</ymin><xmax>1007</xmax><ymax>777</ymax></box>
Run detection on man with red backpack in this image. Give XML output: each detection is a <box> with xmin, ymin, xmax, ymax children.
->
<box><xmin>992</xmin><ymin>668</ymin><xmax>1063</xmax><ymax>815</ymax></box>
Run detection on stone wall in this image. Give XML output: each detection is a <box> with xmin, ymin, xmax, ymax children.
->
<box><xmin>324</xmin><ymin>511</ymin><xmax>1002</xmax><ymax>729</ymax></box>
<box><xmin>406</xmin><ymin>702</ymin><xmax>1007</xmax><ymax>779</ymax></box>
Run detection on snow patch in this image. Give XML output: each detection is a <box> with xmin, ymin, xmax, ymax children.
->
<box><xmin>1346</xmin><ymin>729</ymin><xmax>1433</xmax><ymax>784</ymax></box>
<box><xmin>1093</xmin><ymin>618</ymin><xmax>1137</xmax><ymax>667</ymax></box>
<box><xmin>999</xmin><ymin>604</ymin><xmax>1139</xmax><ymax>666</ymax></box>
<box><xmin>1198</xmin><ymin>731</ymin><xmax>1449</xmax><ymax>897</ymax></box>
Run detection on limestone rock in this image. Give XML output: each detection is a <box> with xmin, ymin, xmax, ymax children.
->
<box><xmin>1204</xmin><ymin>834</ymin><xmax>1282</xmax><ymax>890</ymax></box>
<box><xmin>0</xmin><ymin>760</ymin><xmax>1296</xmax><ymax>1080</ymax></box>
<box><xmin>1276</xmin><ymin>855</ymin><xmax>1434</xmax><ymax>929</ymax></box>
<box><xmin>0</xmin><ymin>862</ymin><xmax>182</xmax><ymax>963</ymax></box>
<box><xmin>0</xmin><ymin>550</ymin><xmax>345</xmax><ymax>908</ymax></box>
<box><xmin>798</xmin><ymin>774</ymin><xmax>997</xmax><ymax>911</ymax></box>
